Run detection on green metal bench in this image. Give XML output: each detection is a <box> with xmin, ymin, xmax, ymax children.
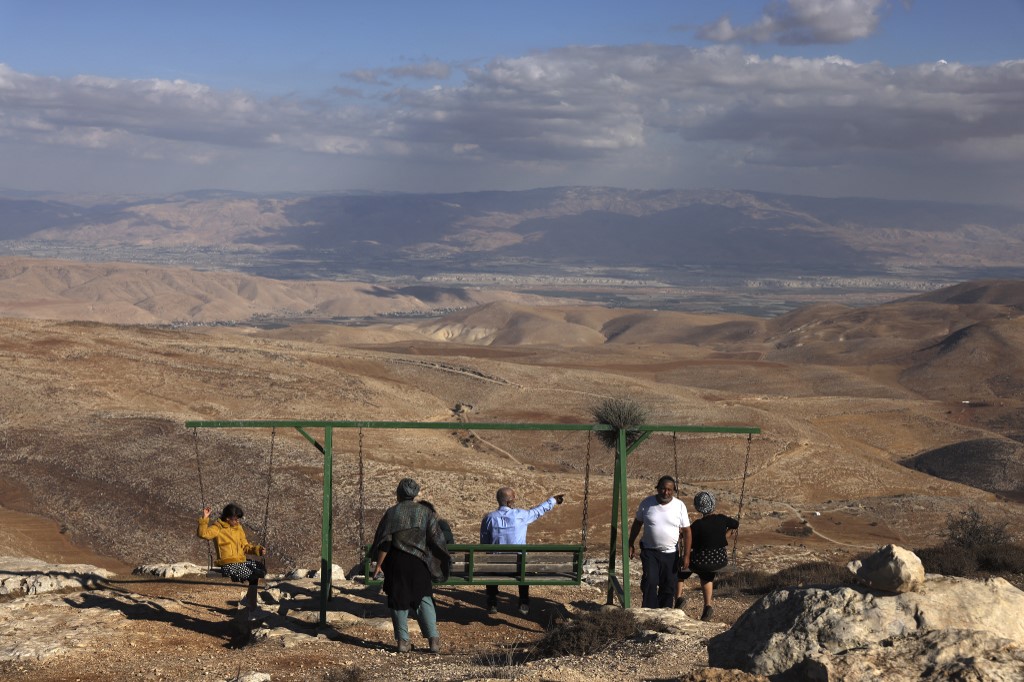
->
<box><xmin>361</xmin><ymin>543</ymin><xmax>585</xmax><ymax>586</ymax></box>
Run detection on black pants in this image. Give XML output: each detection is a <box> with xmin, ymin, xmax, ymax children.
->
<box><xmin>486</xmin><ymin>584</ymin><xmax>530</xmax><ymax>606</ymax></box>
<box><xmin>640</xmin><ymin>547</ymin><xmax>678</xmax><ymax>608</ymax></box>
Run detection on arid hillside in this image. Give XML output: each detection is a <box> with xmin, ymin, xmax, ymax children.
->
<box><xmin>1</xmin><ymin>268</ymin><xmax>1023</xmax><ymax>576</ymax></box>
<box><xmin>0</xmin><ymin>256</ymin><xmax>575</xmax><ymax>325</ymax></box>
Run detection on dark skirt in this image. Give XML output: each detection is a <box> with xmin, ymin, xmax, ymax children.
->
<box><xmin>221</xmin><ymin>560</ymin><xmax>266</xmax><ymax>584</ymax></box>
<box><xmin>382</xmin><ymin>549</ymin><xmax>432</xmax><ymax>611</ymax></box>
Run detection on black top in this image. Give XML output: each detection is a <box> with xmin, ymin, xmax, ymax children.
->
<box><xmin>690</xmin><ymin>514</ymin><xmax>739</xmax><ymax>550</ymax></box>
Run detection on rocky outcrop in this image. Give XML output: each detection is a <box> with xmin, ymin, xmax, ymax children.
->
<box><xmin>133</xmin><ymin>561</ymin><xmax>206</xmax><ymax>578</ymax></box>
<box><xmin>846</xmin><ymin>543</ymin><xmax>924</xmax><ymax>593</ymax></box>
<box><xmin>708</xmin><ymin>573</ymin><xmax>1024</xmax><ymax>680</ymax></box>
<box><xmin>0</xmin><ymin>557</ymin><xmax>113</xmax><ymax>596</ymax></box>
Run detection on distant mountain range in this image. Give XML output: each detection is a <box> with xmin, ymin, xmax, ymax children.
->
<box><xmin>2</xmin><ymin>187</ymin><xmax>1023</xmax><ymax>289</ymax></box>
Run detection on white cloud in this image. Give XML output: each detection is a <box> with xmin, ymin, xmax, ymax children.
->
<box><xmin>1</xmin><ymin>43</ymin><xmax>1023</xmax><ymax>204</ymax></box>
<box><xmin>699</xmin><ymin>0</ymin><xmax>892</xmax><ymax>45</ymax></box>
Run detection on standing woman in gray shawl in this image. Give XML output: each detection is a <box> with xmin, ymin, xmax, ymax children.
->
<box><xmin>371</xmin><ymin>478</ymin><xmax>451</xmax><ymax>653</ymax></box>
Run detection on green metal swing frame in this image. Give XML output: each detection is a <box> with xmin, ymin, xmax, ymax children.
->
<box><xmin>185</xmin><ymin>419</ymin><xmax>759</xmax><ymax>626</ymax></box>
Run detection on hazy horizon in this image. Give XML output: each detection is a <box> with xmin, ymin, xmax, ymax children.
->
<box><xmin>1</xmin><ymin>1</ymin><xmax>1023</xmax><ymax>207</ymax></box>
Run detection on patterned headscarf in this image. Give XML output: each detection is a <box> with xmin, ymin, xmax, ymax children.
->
<box><xmin>694</xmin><ymin>491</ymin><xmax>716</xmax><ymax>515</ymax></box>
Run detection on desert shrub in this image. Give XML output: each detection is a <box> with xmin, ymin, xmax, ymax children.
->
<box><xmin>942</xmin><ymin>506</ymin><xmax>1010</xmax><ymax>549</ymax></box>
<box><xmin>915</xmin><ymin>541</ymin><xmax>1024</xmax><ymax>579</ymax></box>
<box><xmin>590</xmin><ymin>397</ymin><xmax>648</xmax><ymax>449</ymax></box>
<box><xmin>534</xmin><ymin>608</ymin><xmax>641</xmax><ymax>657</ymax></box>
<box><xmin>719</xmin><ymin>561</ymin><xmax>854</xmax><ymax>595</ymax></box>
<box><xmin>914</xmin><ymin>544</ymin><xmax>978</xmax><ymax>577</ymax></box>
<box><xmin>975</xmin><ymin>542</ymin><xmax>1024</xmax><ymax>573</ymax></box>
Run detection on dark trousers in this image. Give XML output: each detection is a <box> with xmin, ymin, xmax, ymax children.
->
<box><xmin>640</xmin><ymin>547</ymin><xmax>678</xmax><ymax>608</ymax></box>
<box><xmin>486</xmin><ymin>584</ymin><xmax>530</xmax><ymax>606</ymax></box>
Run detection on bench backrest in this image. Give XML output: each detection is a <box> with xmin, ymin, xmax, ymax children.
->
<box><xmin>362</xmin><ymin>543</ymin><xmax>584</xmax><ymax>586</ymax></box>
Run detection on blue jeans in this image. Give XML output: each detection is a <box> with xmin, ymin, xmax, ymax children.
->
<box><xmin>390</xmin><ymin>595</ymin><xmax>438</xmax><ymax>641</ymax></box>
<box><xmin>640</xmin><ymin>547</ymin><xmax>678</xmax><ymax>608</ymax></box>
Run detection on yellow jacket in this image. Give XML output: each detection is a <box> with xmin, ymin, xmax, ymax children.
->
<box><xmin>197</xmin><ymin>517</ymin><xmax>263</xmax><ymax>566</ymax></box>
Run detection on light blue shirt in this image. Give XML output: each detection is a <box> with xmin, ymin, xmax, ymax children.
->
<box><xmin>480</xmin><ymin>497</ymin><xmax>557</xmax><ymax>544</ymax></box>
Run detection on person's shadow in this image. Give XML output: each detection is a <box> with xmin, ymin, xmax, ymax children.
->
<box><xmin>63</xmin><ymin>576</ymin><xmax>329</xmax><ymax>649</ymax></box>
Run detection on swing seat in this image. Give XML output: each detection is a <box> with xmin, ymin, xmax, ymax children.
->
<box><xmin>361</xmin><ymin>543</ymin><xmax>585</xmax><ymax>587</ymax></box>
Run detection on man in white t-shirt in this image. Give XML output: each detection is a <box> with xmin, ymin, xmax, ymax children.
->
<box><xmin>629</xmin><ymin>475</ymin><xmax>692</xmax><ymax>608</ymax></box>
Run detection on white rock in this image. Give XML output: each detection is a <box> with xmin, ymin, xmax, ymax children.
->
<box><xmin>709</xmin><ymin>574</ymin><xmax>1024</xmax><ymax>680</ymax></box>
<box><xmin>132</xmin><ymin>562</ymin><xmax>206</xmax><ymax>579</ymax></box>
<box><xmin>847</xmin><ymin>544</ymin><xmax>924</xmax><ymax>593</ymax></box>
<box><xmin>0</xmin><ymin>557</ymin><xmax>113</xmax><ymax>596</ymax></box>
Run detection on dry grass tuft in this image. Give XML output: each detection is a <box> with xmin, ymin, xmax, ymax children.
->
<box><xmin>590</xmin><ymin>397</ymin><xmax>649</xmax><ymax>449</ymax></box>
<box><xmin>533</xmin><ymin>608</ymin><xmax>641</xmax><ymax>657</ymax></box>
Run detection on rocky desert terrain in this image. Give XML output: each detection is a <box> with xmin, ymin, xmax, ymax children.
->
<box><xmin>1</xmin><ymin>258</ymin><xmax>1023</xmax><ymax>680</ymax></box>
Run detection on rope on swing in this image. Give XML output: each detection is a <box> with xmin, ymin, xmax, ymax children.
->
<box><xmin>580</xmin><ymin>430</ymin><xmax>592</xmax><ymax>552</ymax></box>
<box><xmin>731</xmin><ymin>433</ymin><xmax>754</xmax><ymax>563</ymax></box>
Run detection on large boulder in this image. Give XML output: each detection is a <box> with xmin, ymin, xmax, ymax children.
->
<box><xmin>846</xmin><ymin>544</ymin><xmax>924</xmax><ymax>593</ymax></box>
<box><xmin>708</xmin><ymin>574</ymin><xmax>1024</xmax><ymax>680</ymax></box>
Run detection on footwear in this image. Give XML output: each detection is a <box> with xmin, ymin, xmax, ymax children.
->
<box><xmin>487</xmin><ymin>605</ymin><xmax>498</xmax><ymax>615</ymax></box>
<box><xmin>674</xmin><ymin>596</ymin><xmax>685</xmax><ymax>610</ymax></box>
<box><xmin>518</xmin><ymin>604</ymin><xmax>530</xmax><ymax>616</ymax></box>
<box><xmin>700</xmin><ymin>605</ymin><xmax>714</xmax><ymax>622</ymax></box>
<box><xmin>397</xmin><ymin>639</ymin><xmax>411</xmax><ymax>653</ymax></box>
<box><xmin>428</xmin><ymin>636</ymin><xmax>440</xmax><ymax>654</ymax></box>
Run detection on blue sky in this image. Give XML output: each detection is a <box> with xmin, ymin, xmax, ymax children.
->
<box><xmin>2</xmin><ymin>0</ymin><xmax>1023</xmax><ymax>205</ymax></box>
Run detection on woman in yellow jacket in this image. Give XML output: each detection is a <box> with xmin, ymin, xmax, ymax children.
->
<box><xmin>198</xmin><ymin>502</ymin><xmax>266</xmax><ymax>620</ymax></box>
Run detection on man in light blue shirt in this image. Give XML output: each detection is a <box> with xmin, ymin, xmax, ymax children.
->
<box><xmin>480</xmin><ymin>487</ymin><xmax>564</xmax><ymax>615</ymax></box>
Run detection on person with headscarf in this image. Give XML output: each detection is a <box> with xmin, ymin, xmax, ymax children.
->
<box><xmin>371</xmin><ymin>478</ymin><xmax>451</xmax><ymax>653</ymax></box>
<box><xmin>676</xmin><ymin>490</ymin><xmax>738</xmax><ymax>621</ymax></box>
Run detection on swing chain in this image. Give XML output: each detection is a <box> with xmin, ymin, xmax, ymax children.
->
<box><xmin>732</xmin><ymin>433</ymin><xmax>754</xmax><ymax>563</ymax></box>
<box><xmin>260</xmin><ymin>427</ymin><xmax>276</xmax><ymax>553</ymax></box>
<box><xmin>192</xmin><ymin>427</ymin><xmax>207</xmax><ymax>508</ymax></box>
<box><xmin>191</xmin><ymin>427</ymin><xmax>213</xmax><ymax>571</ymax></box>
<box><xmin>672</xmin><ymin>432</ymin><xmax>679</xmax><ymax>486</ymax></box>
<box><xmin>357</xmin><ymin>427</ymin><xmax>366</xmax><ymax>552</ymax></box>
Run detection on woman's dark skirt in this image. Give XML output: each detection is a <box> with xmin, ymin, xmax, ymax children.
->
<box><xmin>382</xmin><ymin>549</ymin><xmax>432</xmax><ymax>611</ymax></box>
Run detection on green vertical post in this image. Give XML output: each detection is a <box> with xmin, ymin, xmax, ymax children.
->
<box><xmin>617</xmin><ymin>428</ymin><xmax>632</xmax><ymax>608</ymax></box>
<box><xmin>319</xmin><ymin>426</ymin><xmax>333</xmax><ymax>627</ymax></box>
<box><xmin>606</xmin><ymin>439</ymin><xmax>621</xmax><ymax>605</ymax></box>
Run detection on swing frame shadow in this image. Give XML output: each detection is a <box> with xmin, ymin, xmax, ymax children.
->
<box><xmin>185</xmin><ymin>419</ymin><xmax>759</xmax><ymax>625</ymax></box>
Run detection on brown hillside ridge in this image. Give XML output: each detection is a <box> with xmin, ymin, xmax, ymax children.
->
<box><xmin>0</xmin><ymin>256</ymin><xmax>578</xmax><ymax>325</ymax></box>
<box><xmin>0</xmin><ymin>266</ymin><xmax>1022</xmax><ymax>679</ymax></box>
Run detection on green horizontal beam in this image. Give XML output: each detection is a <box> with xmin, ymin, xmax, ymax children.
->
<box><xmin>185</xmin><ymin>419</ymin><xmax>759</xmax><ymax>434</ymax></box>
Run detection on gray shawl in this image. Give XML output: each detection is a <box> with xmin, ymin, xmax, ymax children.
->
<box><xmin>372</xmin><ymin>500</ymin><xmax>451</xmax><ymax>582</ymax></box>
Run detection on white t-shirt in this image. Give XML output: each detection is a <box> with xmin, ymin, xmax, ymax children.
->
<box><xmin>635</xmin><ymin>496</ymin><xmax>690</xmax><ymax>553</ymax></box>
